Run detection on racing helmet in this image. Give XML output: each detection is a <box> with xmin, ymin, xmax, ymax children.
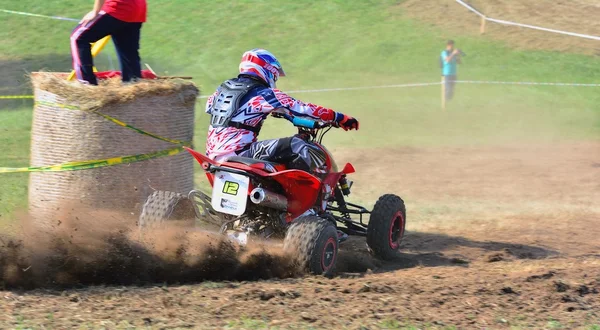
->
<box><xmin>239</xmin><ymin>48</ymin><xmax>286</xmax><ymax>88</ymax></box>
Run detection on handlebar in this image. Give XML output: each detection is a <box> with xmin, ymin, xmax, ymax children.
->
<box><xmin>272</xmin><ymin>113</ymin><xmax>336</xmax><ymax>129</ymax></box>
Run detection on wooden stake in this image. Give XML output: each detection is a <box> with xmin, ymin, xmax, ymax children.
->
<box><xmin>144</xmin><ymin>63</ymin><xmax>157</xmax><ymax>76</ymax></box>
<box><xmin>441</xmin><ymin>76</ymin><xmax>446</xmax><ymax>111</ymax></box>
<box><xmin>146</xmin><ymin>63</ymin><xmax>193</xmax><ymax>79</ymax></box>
<box><xmin>480</xmin><ymin>16</ymin><xmax>487</xmax><ymax>34</ymax></box>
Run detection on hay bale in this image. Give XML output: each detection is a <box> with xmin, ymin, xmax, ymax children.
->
<box><xmin>28</xmin><ymin>73</ymin><xmax>199</xmax><ymax>226</ymax></box>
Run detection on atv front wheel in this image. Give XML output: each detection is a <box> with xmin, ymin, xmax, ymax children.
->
<box><xmin>138</xmin><ymin>190</ymin><xmax>196</xmax><ymax>228</ymax></box>
<box><xmin>284</xmin><ymin>216</ymin><xmax>338</xmax><ymax>276</ymax></box>
<box><xmin>366</xmin><ymin>194</ymin><xmax>406</xmax><ymax>260</ymax></box>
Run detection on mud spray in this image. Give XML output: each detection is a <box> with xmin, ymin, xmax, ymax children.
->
<box><xmin>0</xmin><ymin>206</ymin><xmax>302</xmax><ymax>290</ymax></box>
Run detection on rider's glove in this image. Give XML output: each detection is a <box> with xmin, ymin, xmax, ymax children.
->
<box><xmin>334</xmin><ymin>113</ymin><xmax>359</xmax><ymax>131</ymax></box>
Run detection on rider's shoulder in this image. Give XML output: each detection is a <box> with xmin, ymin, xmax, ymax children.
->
<box><xmin>220</xmin><ymin>77</ymin><xmax>243</xmax><ymax>85</ymax></box>
<box><xmin>255</xmin><ymin>87</ymin><xmax>291</xmax><ymax>101</ymax></box>
<box><xmin>268</xmin><ymin>88</ymin><xmax>291</xmax><ymax>96</ymax></box>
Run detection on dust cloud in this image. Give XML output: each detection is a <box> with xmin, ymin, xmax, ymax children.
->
<box><xmin>0</xmin><ymin>206</ymin><xmax>301</xmax><ymax>290</ymax></box>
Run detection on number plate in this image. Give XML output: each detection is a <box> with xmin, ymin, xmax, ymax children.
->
<box><xmin>211</xmin><ymin>171</ymin><xmax>250</xmax><ymax>216</ymax></box>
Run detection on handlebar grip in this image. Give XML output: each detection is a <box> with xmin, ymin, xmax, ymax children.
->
<box><xmin>292</xmin><ymin>116</ymin><xmax>318</xmax><ymax>129</ymax></box>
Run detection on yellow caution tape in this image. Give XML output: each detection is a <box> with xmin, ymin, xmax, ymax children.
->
<box><xmin>0</xmin><ymin>146</ymin><xmax>187</xmax><ymax>174</ymax></box>
<box><xmin>0</xmin><ymin>95</ymin><xmax>34</xmax><ymax>99</ymax></box>
<box><xmin>1</xmin><ymin>99</ymin><xmax>193</xmax><ymax>174</ymax></box>
<box><xmin>94</xmin><ymin>112</ymin><xmax>188</xmax><ymax>145</ymax></box>
<box><xmin>35</xmin><ymin>100</ymin><xmax>80</xmax><ymax>111</ymax></box>
<box><xmin>34</xmin><ymin>100</ymin><xmax>189</xmax><ymax>146</ymax></box>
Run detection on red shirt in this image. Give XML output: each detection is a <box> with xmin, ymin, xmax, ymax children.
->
<box><xmin>102</xmin><ymin>0</ymin><xmax>147</xmax><ymax>23</ymax></box>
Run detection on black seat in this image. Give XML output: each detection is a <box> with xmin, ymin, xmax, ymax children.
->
<box><xmin>226</xmin><ymin>156</ymin><xmax>281</xmax><ymax>168</ymax></box>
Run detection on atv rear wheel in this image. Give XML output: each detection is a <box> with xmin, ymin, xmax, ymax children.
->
<box><xmin>366</xmin><ymin>194</ymin><xmax>406</xmax><ymax>260</ymax></box>
<box><xmin>284</xmin><ymin>216</ymin><xmax>338</xmax><ymax>276</ymax></box>
<box><xmin>138</xmin><ymin>190</ymin><xmax>196</xmax><ymax>228</ymax></box>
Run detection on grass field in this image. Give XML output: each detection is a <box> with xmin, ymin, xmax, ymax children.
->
<box><xmin>1</xmin><ymin>0</ymin><xmax>599</xmax><ymax>220</ymax></box>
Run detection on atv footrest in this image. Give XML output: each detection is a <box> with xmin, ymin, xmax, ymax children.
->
<box><xmin>337</xmin><ymin>230</ymin><xmax>349</xmax><ymax>243</ymax></box>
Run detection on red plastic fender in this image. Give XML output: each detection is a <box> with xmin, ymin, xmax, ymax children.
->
<box><xmin>266</xmin><ymin>169</ymin><xmax>322</xmax><ymax>221</ymax></box>
<box><xmin>185</xmin><ymin>147</ymin><xmax>266</xmax><ymax>192</ymax></box>
<box><xmin>185</xmin><ymin>147</ymin><xmax>344</xmax><ymax>219</ymax></box>
<box><xmin>342</xmin><ymin>163</ymin><xmax>355</xmax><ymax>174</ymax></box>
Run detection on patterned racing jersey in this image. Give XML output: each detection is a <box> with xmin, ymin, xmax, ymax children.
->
<box><xmin>205</xmin><ymin>77</ymin><xmax>338</xmax><ymax>161</ymax></box>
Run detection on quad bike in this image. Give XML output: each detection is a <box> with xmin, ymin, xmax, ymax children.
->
<box><xmin>138</xmin><ymin>114</ymin><xmax>406</xmax><ymax>276</ymax></box>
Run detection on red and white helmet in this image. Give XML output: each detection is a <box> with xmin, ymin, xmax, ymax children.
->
<box><xmin>239</xmin><ymin>48</ymin><xmax>286</xmax><ymax>88</ymax></box>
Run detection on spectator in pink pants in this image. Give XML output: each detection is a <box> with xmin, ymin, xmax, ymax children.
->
<box><xmin>71</xmin><ymin>0</ymin><xmax>147</xmax><ymax>85</ymax></box>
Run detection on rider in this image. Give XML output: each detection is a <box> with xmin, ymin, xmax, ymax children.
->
<box><xmin>204</xmin><ymin>48</ymin><xmax>359</xmax><ymax>173</ymax></box>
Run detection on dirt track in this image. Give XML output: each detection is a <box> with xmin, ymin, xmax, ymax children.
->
<box><xmin>1</xmin><ymin>142</ymin><xmax>599</xmax><ymax>329</ymax></box>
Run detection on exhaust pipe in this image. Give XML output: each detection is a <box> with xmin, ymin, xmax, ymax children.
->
<box><xmin>250</xmin><ymin>188</ymin><xmax>288</xmax><ymax>211</ymax></box>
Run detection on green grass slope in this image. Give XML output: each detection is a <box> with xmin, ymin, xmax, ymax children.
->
<box><xmin>0</xmin><ymin>110</ymin><xmax>30</xmax><ymax>222</ymax></box>
<box><xmin>2</xmin><ymin>1</ymin><xmax>600</xmax><ymax>89</ymax></box>
<box><xmin>1</xmin><ymin>0</ymin><xmax>599</xmax><ymax>219</ymax></box>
